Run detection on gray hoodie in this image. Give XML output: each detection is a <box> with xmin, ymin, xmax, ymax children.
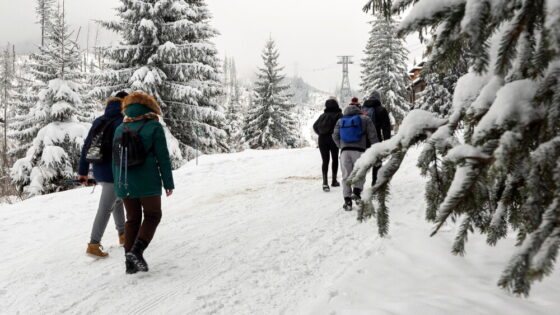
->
<box><xmin>332</xmin><ymin>105</ymin><xmax>379</xmax><ymax>152</ymax></box>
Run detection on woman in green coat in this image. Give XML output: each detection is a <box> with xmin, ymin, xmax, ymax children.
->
<box><xmin>113</xmin><ymin>91</ymin><xmax>175</xmax><ymax>274</ymax></box>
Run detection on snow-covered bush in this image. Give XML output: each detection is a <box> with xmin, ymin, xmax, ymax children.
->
<box><xmin>360</xmin><ymin>0</ymin><xmax>560</xmax><ymax>295</ymax></box>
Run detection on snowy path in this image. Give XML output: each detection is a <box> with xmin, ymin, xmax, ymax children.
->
<box><xmin>1</xmin><ymin>147</ymin><xmax>559</xmax><ymax>314</ymax></box>
<box><xmin>1</xmin><ymin>148</ymin><xmax>378</xmax><ymax>314</ymax></box>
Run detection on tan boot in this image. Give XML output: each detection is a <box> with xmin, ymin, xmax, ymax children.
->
<box><xmin>86</xmin><ymin>243</ymin><xmax>109</xmax><ymax>258</ymax></box>
<box><xmin>118</xmin><ymin>234</ymin><xmax>125</xmax><ymax>246</ymax></box>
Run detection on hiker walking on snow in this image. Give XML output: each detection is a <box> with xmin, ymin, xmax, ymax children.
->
<box><xmin>333</xmin><ymin>104</ymin><xmax>378</xmax><ymax>211</ymax></box>
<box><xmin>362</xmin><ymin>91</ymin><xmax>392</xmax><ymax>186</ymax></box>
<box><xmin>113</xmin><ymin>92</ymin><xmax>175</xmax><ymax>274</ymax></box>
<box><xmin>313</xmin><ymin>98</ymin><xmax>343</xmax><ymax>192</ymax></box>
<box><xmin>79</xmin><ymin>91</ymin><xmax>128</xmax><ymax>258</ymax></box>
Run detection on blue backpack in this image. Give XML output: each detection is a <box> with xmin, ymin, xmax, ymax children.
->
<box><xmin>340</xmin><ymin>115</ymin><xmax>363</xmax><ymax>143</ymax></box>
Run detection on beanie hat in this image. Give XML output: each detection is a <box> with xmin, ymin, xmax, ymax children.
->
<box><xmin>368</xmin><ymin>91</ymin><xmax>381</xmax><ymax>102</ymax></box>
<box><xmin>350</xmin><ymin>97</ymin><xmax>360</xmax><ymax>106</ymax></box>
<box><xmin>115</xmin><ymin>91</ymin><xmax>129</xmax><ymax>99</ymax></box>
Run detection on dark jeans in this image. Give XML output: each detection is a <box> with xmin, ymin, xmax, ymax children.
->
<box><xmin>122</xmin><ymin>196</ymin><xmax>162</xmax><ymax>252</ymax></box>
<box><xmin>318</xmin><ymin>135</ymin><xmax>339</xmax><ymax>183</ymax></box>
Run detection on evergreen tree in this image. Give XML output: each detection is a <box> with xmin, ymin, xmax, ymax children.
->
<box><xmin>10</xmin><ymin>5</ymin><xmax>89</xmax><ymax>196</ymax></box>
<box><xmin>222</xmin><ymin>57</ymin><xmax>245</xmax><ymax>151</ymax></box>
<box><xmin>244</xmin><ymin>39</ymin><xmax>298</xmax><ymax>149</ymax></box>
<box><xmin>36</xmin><ymin>0</ymin><xmax>55</xmax><ymax>47</ymax></box>
<box><xmin>359</xmin><ymin>0</ymin><xmax>560</xmax><ymax>295</ymax></box>
<box><xmin>95</xmin><ymin>0</ymin><xmax>226</xmax><ymax>160</ymax></box>
<box><xmin>1</xmin><ymin>44</ymin><xmax>14</xmax><ymax>168</ymax></box>
<box><xmin>360</xmin><ymin>14</ymin><xmax>410</xmax><ymax>124</ymax></box>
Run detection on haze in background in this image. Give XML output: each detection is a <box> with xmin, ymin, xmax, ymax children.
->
<box><xmin>0</xmin><ymin>0</ymin><xmax>423</xmax><ymax>93</ymax></box>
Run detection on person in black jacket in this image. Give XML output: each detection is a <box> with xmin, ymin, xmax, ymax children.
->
<box><xmin>78</xmin><ymin>91</ymin><xmax>128</xmax><ymax>257</ymax></box>
<box><xmin>313</xmin><ymin>98</ymin><xmax>343</xmax><ymax>192</ymax></box>
<box><xmin>362</xmin><ymin>91</ymin><xmax>392</xmax><ymax>186</ymax></box>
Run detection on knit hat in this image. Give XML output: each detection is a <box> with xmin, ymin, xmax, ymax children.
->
<box><xmin>368</xmin><ymin>91</ymin><xmax>381</xmax><ymax>102</ymax></box>
<box><xmin>115</xmin><ymin>91</ymin><xmax>129</xmax><ymax>99</ymax></box>
<box><xmin>350</xmin><ymin>97</ymin><xmax>360</xmax><ymax>106</ymax></box>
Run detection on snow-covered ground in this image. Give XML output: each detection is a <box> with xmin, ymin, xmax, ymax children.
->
<box><xmin>1</xmin><ymin>147</ymin><xmax>559</xmax><ymax>314</ymax></box>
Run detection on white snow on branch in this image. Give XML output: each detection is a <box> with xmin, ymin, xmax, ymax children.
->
<box><xmin>473</xmin><ymin>79</ymin><xmax>540</xmax><ymax>141</ymax></box>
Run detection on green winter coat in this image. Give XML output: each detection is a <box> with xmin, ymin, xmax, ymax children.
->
<box><xmin>112</xmin><ymin>104</ymin><xmax>175</xmax><ymax>198</ymax></box>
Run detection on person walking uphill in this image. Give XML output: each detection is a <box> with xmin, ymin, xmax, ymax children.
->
<box><xmin>313</xmin><ymin>98</ymin><xmax>343</xmax><ymax>192</ymax></box>
<box><xmin>79</xmin><ymin>91</ymin><xmax>128</xmax><ymax>258</ymax></box>
<box><xmin>112</xmin><ymin>92</ymin><xmax>175</xmax><ymax>274</ymax></box>
<box><xmin>362</xmin><ymin>91</ymin><xmax>392</xmax><ymax>186</ymax></box>
<box><xmin>333</xmin><ymin>104</ymin><xmax>378</xmax><ymax>211</ymax></box>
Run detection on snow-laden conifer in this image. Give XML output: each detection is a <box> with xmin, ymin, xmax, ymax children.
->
<box><xmin>95</xmin><ymin>0</ymin><xmax>226</xmax><ymax>161</ymax></box>
<box><xmin>244</xmin><ymin>39</ymin><xmax>299</xmax><ymax>149</ymax></box>
<box><xmin>11</xmin><ymin>5</ymin><xmax>89</xmax><ymax>196</ymax></box>
<box><xmin>360</xmin><ymin>0</ymin><xmax>560</xmax><ymax>295</ymax></box>
<box><xmin>360</xmin><ymin>14</ymin><xmax>410</xmax><ymax>124</ymax></box>
<box><xmin>222</xmin><ymin>57</ymin><xmax>245</xmax><ymax>151</ymax></box>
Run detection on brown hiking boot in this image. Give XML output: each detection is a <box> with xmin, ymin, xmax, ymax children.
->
<box><xmin>118</xmin><ymin>234</ymin><xmax>125</xmax><ymax>246</ymax></box>
<box><xmin>86</xmin><ymin>243</ymin><xmax>109</xmax><ymax>258</ymax></box>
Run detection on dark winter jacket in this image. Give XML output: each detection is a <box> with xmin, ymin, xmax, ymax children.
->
<box><xmin>313</xmin><ymin>99</ymin><xmax>343</xmax><ymax>138</ymax></box>
<box><xmin>78</xmin><ymin>98</ymin><xmax>124</xmax><ymax>183</ymax></box>
<box><xmin>363</xmin><ymin>98</ymin><xmax>391</xmax><ymax>142</ymax></box>
<box><xmin>112</xmin><ymin>100</ymin><xmax>175</xmax><ymax>199</ymax></box>
<box><xmin>332</xmin><ymin>105</ymin><xmax>378</xmax><ymax>152</ymax></box>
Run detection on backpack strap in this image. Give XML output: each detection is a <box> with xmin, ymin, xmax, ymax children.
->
<box><xmin>100</xmin><ymin>116</ymin><xmax>120</xmax><ymax>134</ymax></box>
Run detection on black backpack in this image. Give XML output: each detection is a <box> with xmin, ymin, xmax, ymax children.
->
<box><xmin>315</xmin><ymin>113</ymin><xmax>339</xmax><ymax>135</ymax></box>
<box><xmin>85</xmin><ymin>116</ymin><xmax>120</xmax><ymax>164</ymax></box>
<box><xmin>113</xmin><ymin>120</ymin><xmax>150</xmax><ymax>169</ymax></box>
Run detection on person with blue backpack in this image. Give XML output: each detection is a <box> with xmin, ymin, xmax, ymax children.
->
<box><xmin>78</xmin><ymin>91</ymin><xmax>128</xmax><ymax>258</ymax></box>
<box><xmin>332</xmin><ymin>103</ymin><xmax>378</xmax><ymax>211</ymax></box>
<box><xmin>313</xmin><ymin>98</ymin><xmax>343</xmax><ymax>192</ymax></box>
<box><xmin>362</xmin><ymin>91</ymin><xmax>392</xmax><ymax>186</ymax></box>
<box><xmin>112</xmin><ymin>92</ymin><xmax>175</xmax><ymax>274</ymax></box>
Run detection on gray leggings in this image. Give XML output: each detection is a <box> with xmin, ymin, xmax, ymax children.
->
<box><xmin>90</xmin><ymin>182</ymin><xmax>125</xmax><ymax>244</ymax></box>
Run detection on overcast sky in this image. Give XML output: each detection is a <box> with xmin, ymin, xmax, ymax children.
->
<box><xmin>0</xmin><ymin>0</ymin><xmax>424</xmax><ymax>93</ymax></box>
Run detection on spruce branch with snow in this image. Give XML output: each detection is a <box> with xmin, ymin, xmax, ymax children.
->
<box><xmin>244</xmin><ymin>39</ymin><xmax>299</xmax><ymax>149</ymax></box>
<box><xmin>359</xmin><ymin>0</ymin><xmax>560</xmax><ymax>295</ymax></box>
<box><xmin>360</xmin><ymin>14</ymin><xmax>410</xmax><ymax>124</ymax></box>
<box><xmin>94</xmin><ymin>0</ymin><xmax>226</xmax><ymax>160</ymax></box>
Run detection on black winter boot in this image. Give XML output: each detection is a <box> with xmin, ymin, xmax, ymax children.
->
<box><xmin>125</xmin><ymin>257</ymin><xmax>138</xmax><ymax>274</ymax></box>
<box><xmin>322</xmin><ymin>174</ymin><xmax>330</xmax><ymax>192</ymax></box>
<box><xmin>125</xmin><ymin>238</ymin><xmax>149</xmax><ymax>272</ymax></box>
<box><xmin>343</xmin><ymin>197</ymin><xmax>352</xmax><ymax>211</ymax></box>
<box><xmin>331</xmin><ymin>179</ymin><xmax>340</xmax><ymax>187</ymax></box>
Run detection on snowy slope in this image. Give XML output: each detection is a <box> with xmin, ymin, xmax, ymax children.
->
<box><xmin>1</xmin><ymin>147</ymin><xmax>559</xmax><ymax>314</ymax></box>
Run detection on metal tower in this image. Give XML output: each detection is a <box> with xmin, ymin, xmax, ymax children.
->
<box><xmin>337</xmin><ymin>56</ymin><xmax>353</xmax><ymax>105</ymax></box>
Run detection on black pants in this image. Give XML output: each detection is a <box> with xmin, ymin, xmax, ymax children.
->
<box><xmin>122</xmin><ymin>196</ymin><xmax>162</xmax><ymax>252</ymax></box>
<box><xmin>318</xmin><ymin>135</ymin><xmax>339</xmax><ymax>184</ymax></box>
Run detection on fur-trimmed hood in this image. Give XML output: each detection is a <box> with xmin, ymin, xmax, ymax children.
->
<box><xmin>122</xmin><ymin>92</ymin><xmax>162</xmax><ymax>116</ymax></box>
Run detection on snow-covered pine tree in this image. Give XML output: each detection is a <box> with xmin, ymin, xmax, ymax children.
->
<box><xmin>222</xmin><ymin>57</ymin><xmax>245</xmax><ymax>151</ymax></box>
<box><xmin>244</xmin><ymin>39</ymin><xmax>299</xmax><ymax>149</ymax></box>
<box><xmin>36</xmin><ymin>0</ymin><xmax>55</xmax><ymax>47</ymax></box>
<box><xmin>358</xmin><ymin>0</ymin><xmax>560</xmax><ymax>295</ymax></box>
<box><xmin>8</xmin><ymin>57</ymin><xmax>42</xmax><ymax>159</ymax></box>
<box><xmin>95</xmin><ymin>0</ymin><xmax>226</xmax><ymax>161</ymax></box>
<box><xmin>360</xmin><ymin>14</ymin><xmax>410</xmax><ymax>124</ymax></box>
<box><xmin>11</xmin><ymin>4</ymin><xmax>89</xmax><ymax>196</ymax></box>
<box><xmin>1</xmin><ymin>44</ymin><xmax>14</xmax><ymax>168</ymax></box>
